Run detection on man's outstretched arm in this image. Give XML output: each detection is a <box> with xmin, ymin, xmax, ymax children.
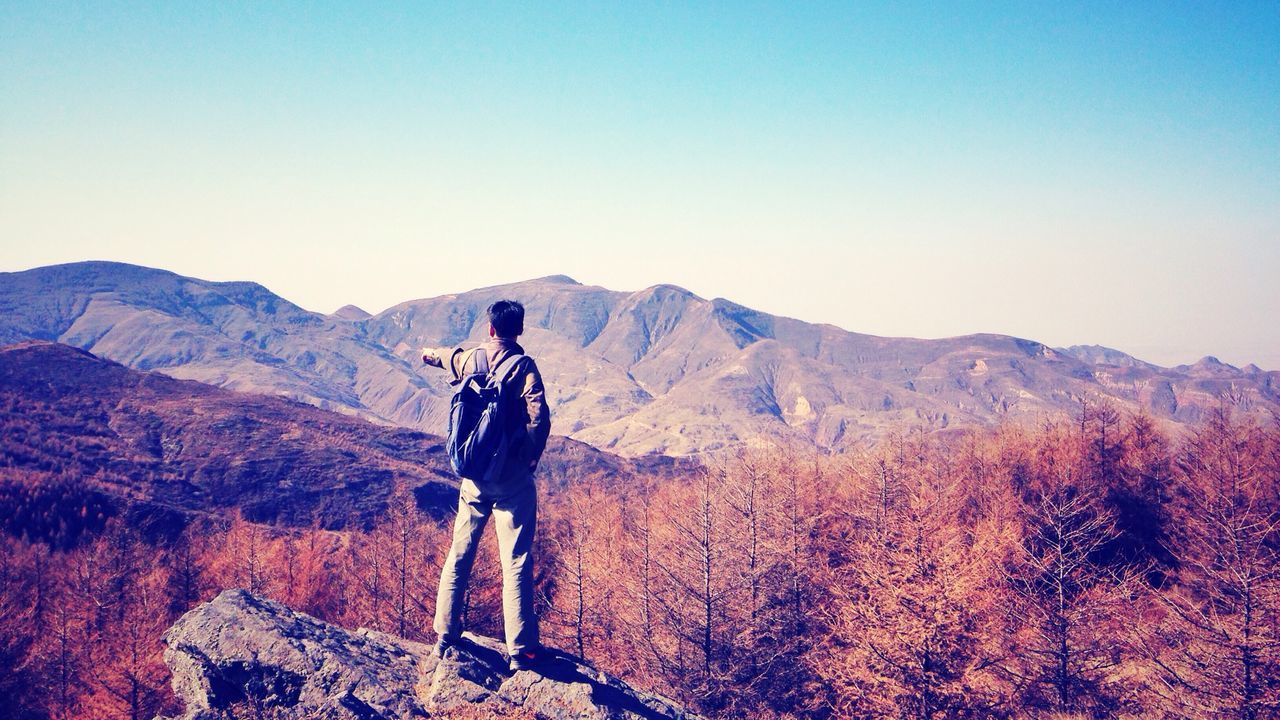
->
<box><xmin>423</xmin><ymin>346</ymin><xmax>469</xmax><ymax>385</ymax></box>
<box><xmin>422</xmin><ymin>346</ymin><xmax>450</xmax><ymax>368</ymax></box>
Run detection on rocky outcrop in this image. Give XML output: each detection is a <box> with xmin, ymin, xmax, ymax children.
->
<box><xmin>158</xmin><ymin>589</ymin><xmax>693</xmax><ymax>720</ymax></box>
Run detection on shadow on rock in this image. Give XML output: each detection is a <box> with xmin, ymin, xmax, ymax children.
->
<box><xmin>519</xmin><ymin>650</ymin><xmax>681</xmax><ymax>720</ymax></box>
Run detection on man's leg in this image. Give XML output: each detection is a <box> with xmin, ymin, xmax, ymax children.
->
<box><xmin>492</xmin><ymin>479</ymin><xmax>539</xmax><ymax>656</ymax></box>
<box><xmin>434</xmin><ymin>482</ymin><xmax>491</xmax><ymax>640</ymax></box>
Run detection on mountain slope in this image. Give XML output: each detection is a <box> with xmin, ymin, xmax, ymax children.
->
<box><xmin>0</xmin><ymin>342</ymin><xmax>659</xmax><ymax>545</ymax></box>
<box><xmin>3</xmin><ymin>262</ymin><xmax>1277</xmax><ymax>456</ymax></box>
<box><xmin>361</xmin><ymin>276</ymin><xmax>1280</xmax><ymax>454</ymax></box>
<box><xmin>0</xmin><ymin>341</ymin><xmax>458</xmax><ymax>543</ymax></box>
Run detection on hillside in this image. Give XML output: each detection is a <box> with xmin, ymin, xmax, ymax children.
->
<box><xmin>3</xmin><ymin>261</ymin><xmax>1277</xmax><ymax>455</ymax></box>
<box><xmin>0</xmin><ymin>341</ymin><xmax>657</xmax><ymax>545</ymax></box>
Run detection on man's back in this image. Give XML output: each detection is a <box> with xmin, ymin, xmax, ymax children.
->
<box><xmin>450</xmin><ymin>335</ymin><xmax>551</xmax><ymax>482</ymax></box>
<box><xmin>428</xmin><ymin>299</ymin><xmax>550</xmax><ymax>669</ymax></box>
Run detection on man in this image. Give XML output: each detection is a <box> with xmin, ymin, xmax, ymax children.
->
<box><xmin>421</xmin><ymin>299</ymin><xmax>551</xmax><ymax>672</ymax></box>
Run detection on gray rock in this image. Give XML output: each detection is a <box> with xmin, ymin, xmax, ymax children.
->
<box><xmin>158</xmin><ymin>589</ymin><xmax>693</xmax><ymax>720</ymax></box>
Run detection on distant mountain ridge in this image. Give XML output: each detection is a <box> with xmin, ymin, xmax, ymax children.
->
<box><xmin>2</xmin><ymin>261</ymin><xmax>1276</xmax><ymax>456</ymax></box>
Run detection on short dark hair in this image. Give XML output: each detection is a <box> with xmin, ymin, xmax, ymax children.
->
<box><xmin>487</xmin><ymin>300</ymin><xmax>525</xmax><ymax>338</ymax></box>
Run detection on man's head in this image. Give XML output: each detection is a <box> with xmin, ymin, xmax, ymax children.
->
<box><xmin>487</xmin><ymin>299</ymin><xmax>525</xmax><ymax>339</ymax></box>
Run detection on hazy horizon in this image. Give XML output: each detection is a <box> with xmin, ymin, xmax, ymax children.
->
<box><xmin>2</xmin><ymin>3</ymin><xmax>1277</xmax><ymax>370</ymax></box>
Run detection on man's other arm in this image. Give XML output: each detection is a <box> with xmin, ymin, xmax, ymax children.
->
<box><xmin>521</xmin><ymin>360</ymin><xmax>551</xmax><ymax>470</ymax></box>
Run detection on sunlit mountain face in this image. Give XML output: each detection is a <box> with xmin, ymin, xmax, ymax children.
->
<box><xmin>3</xmin><ymin>261</ymin><xmax>1276</xmax><ymax>457</ymax></box>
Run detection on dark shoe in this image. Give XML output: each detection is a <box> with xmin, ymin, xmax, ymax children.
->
<box><xmin>508</xmin><ymin>648</ymin><xmax>543</xmax><ymax>672</ymax></box>
<box><xmin>434</xmin><ymin>634</ymin><xmax>461</xmax><ymax>658</ymax></box>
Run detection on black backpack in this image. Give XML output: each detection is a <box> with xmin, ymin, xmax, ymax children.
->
<box><xmin>446</xmin><ymin>348</ymin><xmax>528</xmax><ymax>483</ymax></box>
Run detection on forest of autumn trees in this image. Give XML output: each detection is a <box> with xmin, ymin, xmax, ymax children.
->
<box><xmin>1</xmin><ymin>404</ymin><xmax>1279</xmax><ymax>719</ymax></box>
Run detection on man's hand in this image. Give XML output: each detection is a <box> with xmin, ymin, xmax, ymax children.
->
<box><xmin>422</xmin><ymin>347</ymin><xmax>443</xmax><ymax>368</ymax></box>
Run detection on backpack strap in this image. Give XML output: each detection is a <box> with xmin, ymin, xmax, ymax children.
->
<box><xmin>454</xmin><ymin>347</ymin><xmax>490</xmax><ymax>391</ymax></box>
<box><xmin>468</xmin><ymin>347</ymin><xmax>491</xmax><ymax>376</ymax></box>
<box><xmin>487</xmin><ymin>353</ymin><xmax>527</xmax><ymax>388</ymax></box>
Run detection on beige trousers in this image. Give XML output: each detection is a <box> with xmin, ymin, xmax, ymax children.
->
<box><xmin>433</xmin><ymin>476</ymin><xmax>539</xmax><ymax>655</ymax></box>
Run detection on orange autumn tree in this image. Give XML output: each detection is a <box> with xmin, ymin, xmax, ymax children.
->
<box><xmin>3</xmin><ymin>409</ymin><xmax>1279</xmax><ymax>718</ymax></box>
<box><xmin>998</xmin><ymin>421</ymin><xmax>1149</xmax><ymax>717</ymax></box>
<box><xmin>540</xmin><ymin>482</ymin><xmax>623</xmax><ymax>661</ymax></box>
<box><xmin>1148</xmin><ymin>408</ymin><xmax>1280</xmax><ymax>719</ymax></box>
<box><xmin>811</xmin><ymin>434</ymin><xmax>1016</xmax><ymax>719</ymax></box>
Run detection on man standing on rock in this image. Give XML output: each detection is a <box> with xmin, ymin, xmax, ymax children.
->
<box><xmin>421</xmin><ymin>299</ymin><xmax>551</xmax><ymax>672</ymax></box>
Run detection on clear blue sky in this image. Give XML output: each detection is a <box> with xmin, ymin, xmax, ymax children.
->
<box><xmin>2</xmin><ymin>2</ymin><xmax>1277</xmax><ymax>368</ymax></box>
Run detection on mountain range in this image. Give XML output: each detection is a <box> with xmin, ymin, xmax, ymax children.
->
<box><xmin>2</xmin><ymin>261</ymin><xmax>1276</xmax><ymax>456</ymax></box>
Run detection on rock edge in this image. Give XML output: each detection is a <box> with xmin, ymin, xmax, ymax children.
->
<box><xmin>157</xmin><ymin>589</ymin><xmax>694</xmax><ymax>720</ymax></box>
